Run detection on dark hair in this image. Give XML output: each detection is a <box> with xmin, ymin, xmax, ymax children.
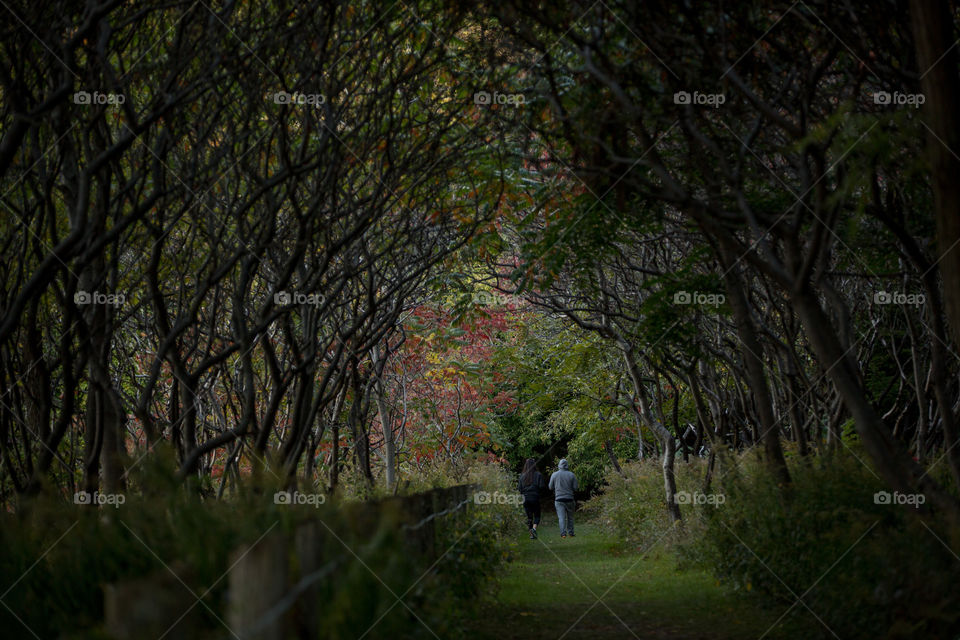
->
<box><xmin>521</xmin><ymin>458</ymin><xmax>537</xmax><ymax>487</ymax></box>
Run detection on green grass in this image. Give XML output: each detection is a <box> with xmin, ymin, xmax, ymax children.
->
<box><xmin>471</xmin><ymin>518</ymin><xmax>820</xmax><ymax>639</ymax></box>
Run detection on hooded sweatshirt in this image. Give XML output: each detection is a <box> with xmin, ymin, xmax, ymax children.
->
<box><xmin>549</xmin><ymin>459</ymin><xmax>578</xmax><ymax>502</ymax></box>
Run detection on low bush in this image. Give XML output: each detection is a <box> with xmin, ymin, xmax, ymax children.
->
<box><xmin>435</xmin><ymin>461</ymin><xmax>520</xmax><ymax>602</ymax></box>
<box><xmin>588</xmin><ymin>451</ymin><xmax>960</xmax><ymax>639</ymax></box>
<box><xmin>685</xmin><ymin>454</ymin><xmax>960</xmax><ymax>638</ymax></box>
<box><xmin>0</xmin><ymin>460</ymin><xmax>518</xmax><ymax>639</ymax></box>
<box><xmin>585</xmin><ymin>457</ymin><xmax>711</xmax><ymax>549</ymax></box>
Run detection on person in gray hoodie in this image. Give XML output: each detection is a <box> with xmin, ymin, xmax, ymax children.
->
<box><xmin>548</xmin><ymin>458</ymin><xmax>579</xmax><ymax>537</ymax></box>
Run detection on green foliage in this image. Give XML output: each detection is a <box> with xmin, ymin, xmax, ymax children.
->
<box><xmin>0</xmin><ymin>461</ymin><xmax>518</xmax><ymax>639</ymax></box>
<box><xmin>490</xmin><ymin>315</ymin><xmax>640</xmax><ymax>492</ymax></box>
<box><xmin>588</xmin><ymin>454</ymin><xmax>960</xmax><ymax>637</ymax></box>
<box><xmin>682</xmin><ymin>455</ymin><xmax>960</xmax><ymax>639</ymax></box>
<box><xmin>585</xmin><ymin>458</ymin><xmax>711</xmax><ymax>549</ymax></box>
<box><xmin>437</xmin><ymin>463</ymin><xmax>520</xmax><ymax>601</ymax></box>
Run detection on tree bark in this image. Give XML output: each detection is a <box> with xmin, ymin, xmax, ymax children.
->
<box><xmin>719</xmin><ymin>249</ymin><xmax>791</xmax><ymax>485</ymax></box>
<box><xmin>911</xmin><ymin>0</ymin><xmax>960</xmax><ymax>347</ymax></box>
<box><xmin>604</xmin><ymin>439</ymin><xmax>623</xmax><ymax>475</ymax></box>
<box><xmin>792</xmin><ymin>287</ymin><xmax>960</xmax><ymax>524</ymax></box>
<box><xmin>620</xmin><ymin>344</ymin><xmax>681</xmax><ymax>522</ymax></box>
<box><xmin>372</xmin><ymin>345</ymin><xmax>397</xmax><ymax>491</ymax></box>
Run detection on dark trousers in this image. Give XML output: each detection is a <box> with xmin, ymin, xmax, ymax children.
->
<box><xmin>523</xmin><ymin>499</ymin><xmax>541</xmax><ymax>528</ymax></box>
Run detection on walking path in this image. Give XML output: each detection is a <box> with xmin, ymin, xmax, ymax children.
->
<box><xmin>473</xmin><ymin>519</ymin><xmax>816</xmax><ymax>639</ymax></box>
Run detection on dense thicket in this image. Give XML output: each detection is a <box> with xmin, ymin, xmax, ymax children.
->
<box><xmin>482</xmin><ymin>0</ymin><xmax>960</xmax><ymax>527</ymax></box>
<box><xmin>2</xmin><ymin>0</ymin><xmax>960</xmax><ymax>534</ymax></box>
<box><xmin>0</xmin><ymin>1</ymin><xmax>506</xmax><ymax>502</ymax></box>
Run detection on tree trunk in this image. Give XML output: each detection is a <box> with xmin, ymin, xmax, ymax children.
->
<box><xmin>604</xmin><ymin>439</ymin><xmax>623</xmax><ymax>475</ymax></box>
<box><xmin>79</xmin><ymin>263</ymin><xmax>126</xmax><ymax>497</ymax></box>
<box><xmin>620</xmin><ymin>344</ymin><xmax>681</xmax><ymax>522</ymax></box>
<box><xmin>719</xmin><ymin>249</ymin><xmax>791</xmax><ymax>485</ymax></box>
<box><xmin>328</xmin><ymin>420</ymin><xmax>339</xmax><ymax>492</ymax></box>
<box><xmin>687</xmin><ymin>370</ymin><xmax>712</xmax><ymax>451</ymax></box>
<box><xmin>911</xmin><ymin>0</ymin><xmax>960</xmax><ymax>348</ymax></box>
<box><xmin>785</xmin><ymin>368</ymin><xmax>809</xmax><ymax>457</ymax></box>
<box><xmin>82</xmin><ymin>384</ymin><xmax>102</xmax><ymax>499</ymax></box>
<box><xmin>372</xmin><ymin>346</ymin><xmax>397</xmax><ymax>490</ymax></box>
<box><xmin>792</xmin><ymin>287</ymin><xmax>960</xmax><ymax>525</ymax></box>
<box><xmin>904</xmin><ymin>309</ymin><xmax>929</xmax><ymax>462</ymax></box>
<box><xmin>876</xmin><ymin>204</ymin><xmax>960</xmax><ymax>490</ymax></box>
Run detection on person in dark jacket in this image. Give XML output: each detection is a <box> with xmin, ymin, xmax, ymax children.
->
<box><xmin>518</xmin><ymin>458</ymin><xmax>546</xmax><ymax>539</ymax></box>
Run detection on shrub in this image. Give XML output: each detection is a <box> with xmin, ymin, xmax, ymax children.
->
<box><xmin>587</xmin><ymin>451</ymin><xmax>960</xmax><ymax>638</ymax></box>
<box><xmin>585</xmin><ymin>457</ymin><xmax>713</xmax><ymax>549</ymax></box>
<box><xmin>0</xmin><ymin>460</ymin><xmax>518</xmax><ymax>638</ymax></box>
<box><xmin>683</xmin><ymin>453</ymin><xmax>960</xmax><ymax>639</ymax></box>
<box><xmin>435</xmin><ymin>462</ymin><xmax>520</xmax><ymax>603</ymax></box>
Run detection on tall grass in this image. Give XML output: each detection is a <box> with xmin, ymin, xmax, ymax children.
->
<box><xmin>588</xmin><ymin>452</ymin><xmax>960</xmax><ymax>639</ymax></box>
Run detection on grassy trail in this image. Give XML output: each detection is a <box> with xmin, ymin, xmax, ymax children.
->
<box><xmin>472</xmin><ymin>519</ymin><xmax>815</xmax><ymax>640</ymax></box>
